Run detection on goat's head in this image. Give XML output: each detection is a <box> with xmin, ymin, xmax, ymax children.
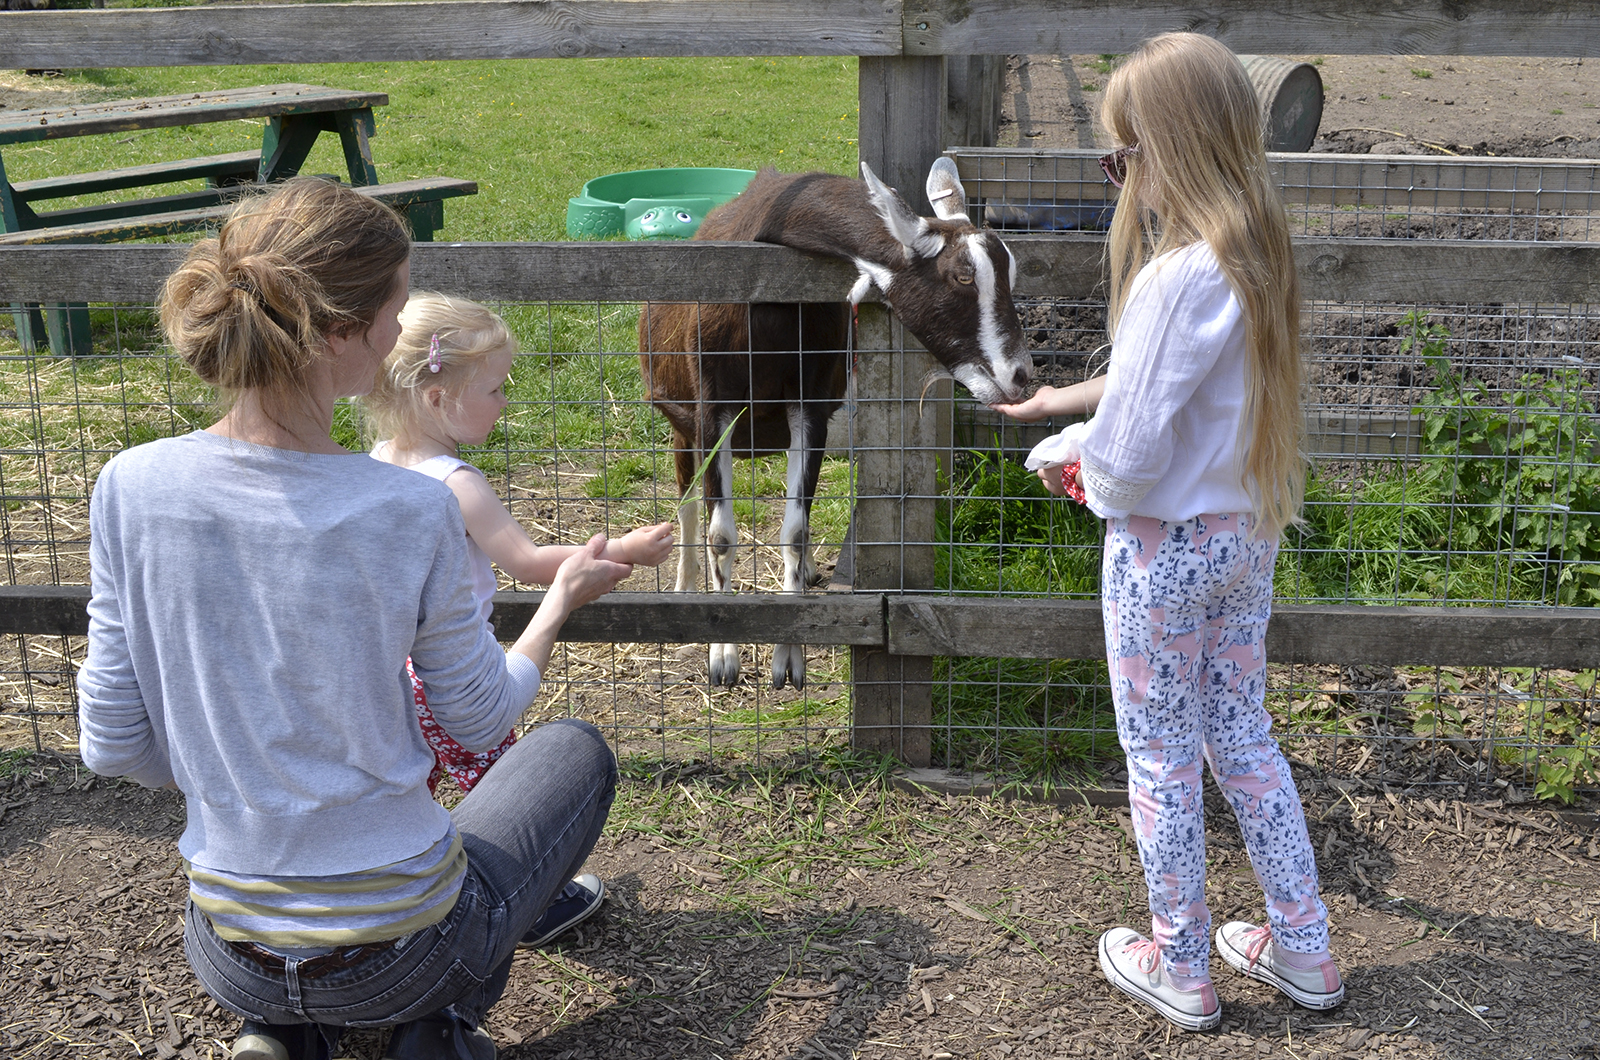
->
<box><xmin>852</xmin><ymin>158</ymin><xmax>1031</xmax><ymax>406</ymax></box>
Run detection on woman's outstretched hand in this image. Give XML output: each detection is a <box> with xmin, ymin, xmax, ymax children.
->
<box><xmin>512</xmin><ymin>534</ymin><xmax>632</xmax><ymax>670</ymax></box>
<box><xmin>551</xmin><ymin>533</ymin><xmax>634</xmax><ymax>610</ymax></box>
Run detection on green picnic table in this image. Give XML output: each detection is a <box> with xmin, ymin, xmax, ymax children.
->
<box><xmin>2</xmin><ymin>83</ymin><xmax>477</xmax><ymax>355</ymax></box>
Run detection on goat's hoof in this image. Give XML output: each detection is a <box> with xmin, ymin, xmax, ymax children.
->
<box><xmin>771</xmin><ymin>643</ymin><xmax>806</xmax><ymax>690</ymax></box>
<box><xmin>708</xmin><ymin>643</ymin><xmax>741</xmax><ymax>687</ymax></box>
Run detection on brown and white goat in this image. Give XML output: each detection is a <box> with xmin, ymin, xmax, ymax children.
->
<box><xmin>638</xmin><ymin>157</ymin><xmax>1030</xmax><ymax>689</ymax></box>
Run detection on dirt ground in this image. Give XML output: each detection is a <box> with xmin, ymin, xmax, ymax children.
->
<box><xmin>4</xmin><ymin>753</ymin><xmax>1600</xmax><ymax>1060</ymax></box>
<box><xmin>1002</xmin><ymin>54</ymin><xmax>1600</xmax><ymax>158</ymax></box>
<box><xmin>6</xmin><ymin>53</ymin><xmax>1600</xmax><ymax>1060</ymax></box>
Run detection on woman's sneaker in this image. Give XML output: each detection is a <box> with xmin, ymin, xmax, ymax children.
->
<box><xmin>1215</xmin><ymin>921</ymin><xmax>1345</xmax><ymax>1009</ymax></box>
<box><xmin>1097</xmin><ymin>928</ymin><xmax>1221</xmax><ymax>1032</ymax></box>
<box><xmin>518</xmin><ymin>874</ymin><xmax>605</xmax><ymax>948</ymax></box>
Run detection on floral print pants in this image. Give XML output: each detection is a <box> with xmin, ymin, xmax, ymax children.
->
<box><xmin>407</xmin><ymin>658</ymin><xmax>518</xmax><ymax>796</ymax></box>
<box><xmin>1102</xmin><ymin>513</ymin><xmax>1330</xmax><ymax>980</ymax></box>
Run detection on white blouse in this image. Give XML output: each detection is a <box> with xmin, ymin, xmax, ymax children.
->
<box><xmin>1078</xmin><ymin>240</ymin><xmax>1255</xmax><ymax>522</ymax></box>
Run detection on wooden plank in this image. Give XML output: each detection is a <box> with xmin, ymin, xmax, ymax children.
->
<box><xmin>6</xmin><ymin>585</ymin><xmax>1595</xmax><ymax>669</ymax></box>
<box><xmin>7</xmin><ymin>234</ymin><xmax>1600</xmax><ymax>304</ymax></box>
<box><xmin>1287</xmin><ymin>236</ymin><xmax>1600</xmax><ymax>305</ymax></box>
<box><xmin>0</xmin><ymin>84</ymin><xmax>387</xmax><ymax>146</ymax></box>
<box><xmin>0</xmin><ymin>1</ymin><xmax>898</xmax><ymax>69</ymax></box>
<box><xmin>488</xmin><ymin>591</ymin><xmax>885</xmax><ymax>645</ymax></box>
<box><xmin>0</xmin><ymin>241</ymin><xmax>860</xmax><ymax>302</ymax></box>
<box><xmin>952</xmin><ymin>148</ymin><xmax>1600</xmax><ymax>214</ymax></box>
<box><xmin>904</xmin><ymin>0</ymin><xmax>1600</xmax><ymax>58</ymax></box>
<box><xmin>887</xmin><ymin>597</ymin><xmax>1108</xmax><ymax>659</ymax></box>
<box><xmin>945</xmin><ymin>55</ymin><xmax>1003</xmax><ymax>149</ymax></box>
<box><xmin>0</xmin><ymin>585</ymin><xmax>93</xmax><ymax>638</ymax></box>
<box><xmin>886</xmin><ymin>597</ymin><xmax>1600</xmax><ymax>669</ymax></box>
<box><xmin>13</xmin><ymin>150</ymin><xmax>262</xmax><ymax>203</ymax></box>
<box><xmin>1269</xmin><ymin>605</ymin><xmax>1600</xmax><ymax>670</ymax></box>
<box><xmin>5</xmin><ymin>0</ymin><xmax>1593</xmax><ymax>68</ymax></box>
<box><xmin>0</xmin><ymin>584</ymin><xmax>886</xmax><ymax>643</ymax></box>
<box><xmin>1004</xmin><ymin>232</ymin><xmax>1600</xmax><ymax>305</ymax></box>
<box><xmin>0</xmin><ymin>178</ymin><xmax>478</xmax><ymax>247</ymax></box>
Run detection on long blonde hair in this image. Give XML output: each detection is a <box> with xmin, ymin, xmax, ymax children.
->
<box><xmin>361</xmin><ymin>292</ymin><xmax>514</xmax><ymax>444</ymax></box>
<box><xmin>1101</xmin><ymin>32</ymin><xmax>1305</xmax><ymax>537</ymax></box>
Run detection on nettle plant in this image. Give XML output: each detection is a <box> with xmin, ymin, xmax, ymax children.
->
<box><xmin>1402</xmin><ymin>311</ymin><xmax>1600</xmax><ymax>803</ymax></box>
<box><xmin>1404</xmin><ymin>310</ymin><xmax>1600</xmax><ymax>607</ymax></box>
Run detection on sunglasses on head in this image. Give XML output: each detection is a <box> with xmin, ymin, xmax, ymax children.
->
<box><xmin>1099</xmin><ymin>143</ymin><xmax>1140</xmax><ymax>188</ymax></box>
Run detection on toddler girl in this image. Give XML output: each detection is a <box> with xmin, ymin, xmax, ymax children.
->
<box><xmin>364</xmin><ymin>292</ymin><xmax>673</xmax><ymax>947</ymax></box>
<box><xmin>366</xmin><ymin>291</ymin><xmax>674</xmax><ymax>794</ymax></box>
<box><xmin>994</xmin><ymin>32</ymin><xmax>1342</xmax><ymax>1032</ymax></box>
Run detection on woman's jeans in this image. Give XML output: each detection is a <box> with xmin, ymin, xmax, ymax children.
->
<box><xmin>183</xmin><ymin>718</ymin><xmax>617</xmax><ymax>1031</ymax></box>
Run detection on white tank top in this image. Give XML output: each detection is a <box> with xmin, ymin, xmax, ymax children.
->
<box><xmin>373</xmin><ymin>445</ymin><xmax>498</xmax><ymax>627</ymax></box>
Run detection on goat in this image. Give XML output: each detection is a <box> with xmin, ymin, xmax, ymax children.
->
<box><xmin>638</xmin><ymin>157</ymin><xmax>1030</xmax><ymax>690</ymax></box>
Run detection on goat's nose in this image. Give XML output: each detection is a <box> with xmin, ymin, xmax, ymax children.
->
<box><xmin>1011</xmin><ymin>366</ymin><xmax>1032</xmax><ymax>391</ymax></box>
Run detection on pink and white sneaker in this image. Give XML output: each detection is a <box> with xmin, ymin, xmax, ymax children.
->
<box><xmin>1215</xmin><ymin>921</ymin><xmax>1345</xmax><ymax>1009</ymax></box>
<box><xmin>1097</xmin><ymin>927</ymin><xmax>1221</xmax><ymax>1032</ymax></box>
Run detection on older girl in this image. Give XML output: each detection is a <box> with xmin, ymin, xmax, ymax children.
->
<box><xmin>994</xmin><ymin>33</ymin><xmax>1342</xmax><ymax>1032</ymax></box>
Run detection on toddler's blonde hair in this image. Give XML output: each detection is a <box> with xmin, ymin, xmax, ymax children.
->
<box><xmin>362</xmin><ymin>292</ymin><xmax>514</xmax><ymax>443</ymax></box>
<box><xmin>1101</xmin><ymin>32</ymin><xmax>1306</xmax><ymax>537</ymax></box>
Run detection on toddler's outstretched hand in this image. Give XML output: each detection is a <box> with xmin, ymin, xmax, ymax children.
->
<box><xmin>552</xmin><ymin>534</ymin><xmax>633</xmax><ymax>610</ymax></box>
<box><xmin>610</xmin><ymin>522</ymin><xmax>675</xmax><ymax>567</ymax></box>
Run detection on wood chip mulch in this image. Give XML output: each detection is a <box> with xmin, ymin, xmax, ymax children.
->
<box><xmin>4</xmin><ymin>752</ymin><xmax>1599</xmax><ymax>1060</ymax></box>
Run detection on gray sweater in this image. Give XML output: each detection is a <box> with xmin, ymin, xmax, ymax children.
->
<box><xmin>77</xmin><ymin>430</ymin><xmax>541</xmax><ymax>877</ymax></box>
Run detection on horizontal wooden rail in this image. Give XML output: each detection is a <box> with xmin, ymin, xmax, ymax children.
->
<box><xmin>0</xmin><ymin>1</ymin><xmax>897</xmax><ymax>68</ymax></box>
<box><xmin>4</xmin><ymin>585</ymin><xmax>1594</xmax><ymax>669</ymax></box>
<box><xmin>952</xmin><ymin>149</ymin><xmax>1600</xmax><ymax>214</ymax></box>
<box><xmin>6</xmin><ymin>235</ymin><xmax>1600</xmax><ymax>305</ymax></box>
<box><xmin>884</xmin><ymin>598</ymin><xmax>1600</xmax><ymax>670</ymax></box>
<box><xmin>902</xmin><ymin>1</ymin><xmax>1600</xmax><ymax>59</ymax></box>
<box><xmin>4</xmin><ymin>0</ymin><xmax>1595</xmax><ymax>69</ymax></box>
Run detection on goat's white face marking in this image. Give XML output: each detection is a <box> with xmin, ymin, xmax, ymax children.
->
<box><xmin>965</xmin><ymin>233</ymin><xmax>1012</xmax><ymax>382</ymax></box>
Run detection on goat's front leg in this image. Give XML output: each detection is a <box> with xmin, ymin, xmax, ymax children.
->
<box><xmin>771</xmin><ymin>403</ymin><xmax>823</xmax><ymax>690</ymax></box>
<box><xmin>702</xmin><ymin>418</ymin><xmax>741</xmax><ymax>687</ymax></box>
<box><xmin>671</xmin><ymin>442</ymin><xmax>702</xmax><ymax>593</ymax></box>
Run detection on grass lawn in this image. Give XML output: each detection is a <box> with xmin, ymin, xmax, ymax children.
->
<box><xmin>7</xmin><ymin>57</ymin><xmax>861</xmax><ymax>240</ymax></box>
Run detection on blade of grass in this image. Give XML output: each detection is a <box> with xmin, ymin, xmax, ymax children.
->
<box><xmin>677</xmin><ymin>410</ymin><xmax>745</xmax><ymax>503</ymax></box>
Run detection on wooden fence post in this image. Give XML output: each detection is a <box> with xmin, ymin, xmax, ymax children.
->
<box><xmin>858</xmin><ymin>54</ymin><xmax>946</xmax><ymax>215</ymax></box>
<box><xmin>848</xmin><ymin>303</ymin><xmax>936</xmax><ymax>766</ymax></box>
<box><xmin>854</xmin><ymin>54</ymin><xmax>947</xmax><ymax>766</ymax></box>
<box><xmin>946</xmin><ymin>54</ymin><xmax>1004</xmax><ymax>148</ymax></box>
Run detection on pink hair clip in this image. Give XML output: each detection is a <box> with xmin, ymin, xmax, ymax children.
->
<box><xmin>427</xmin><ymin>333</ymin><xmax>442</xmax><ymax>373</ymax></box>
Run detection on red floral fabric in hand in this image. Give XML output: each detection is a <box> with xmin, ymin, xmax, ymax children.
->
<box><xmin>1059</xmin><ymin>460</ymin><xmax>1088</xmax><ymax>505</ymax></box>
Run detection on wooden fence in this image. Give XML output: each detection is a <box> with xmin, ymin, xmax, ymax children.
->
<box><xmin>3</xmin><ymin>0</ymin><xmax>1598</xmax><ymax>765</ymax></box>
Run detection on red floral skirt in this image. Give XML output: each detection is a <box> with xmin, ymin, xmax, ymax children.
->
<box><xmin>407</xmin><ymin>657</ymin><xmax>517</xmax><ymax>795</ymax></box>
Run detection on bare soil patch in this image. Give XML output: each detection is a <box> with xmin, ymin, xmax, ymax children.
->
<box><xmin>1004</xmin><ymin>54</ymin><xmax>1600</xmax><ymax>159</ymax></box>
<box><xmin>4</xmin><ymin>753</ymin><xmax>1600</xmax><ymax>1060</ymax></box>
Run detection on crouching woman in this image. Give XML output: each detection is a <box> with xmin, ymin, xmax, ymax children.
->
<box><xmin>75</xmin><ymin>177</ymin><xmax>630</xmax><ymax>1060</ymax></box>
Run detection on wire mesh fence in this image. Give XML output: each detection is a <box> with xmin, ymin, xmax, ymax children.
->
<box><xmin>3</xmin><ymin>287</ymin><xmax>1595</xmax><ymax>801</ymax></box>
<box><xmin>951</xmin><ymin>148</ymin><xmax>1600</xmax><ymax>242</ymax></box>
<box><xmin>6</xmin><ymin>126</ymin><xmax>1600</xmax><ymax>801</ymax></box>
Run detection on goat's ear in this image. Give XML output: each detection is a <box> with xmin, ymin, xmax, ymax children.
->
<box><xmin>860</xmin><ymin>161</ymin><xmax>943</xmax><ymax>260</ymax></box>
<box><xmin>926</xmin><ymin>157</ymin><xmax>968</xmax><ymax>222</ymax></box>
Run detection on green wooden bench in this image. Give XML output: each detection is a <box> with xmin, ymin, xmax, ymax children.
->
<box><xmin>0</xmin><ymin>176</ymin><xmax>479</xmax><ymax>246</ymax></box>
<box><xmin>1</xmin><ymin>84</ymin><xmax>478</xmax><ymax>356</ymax></box>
